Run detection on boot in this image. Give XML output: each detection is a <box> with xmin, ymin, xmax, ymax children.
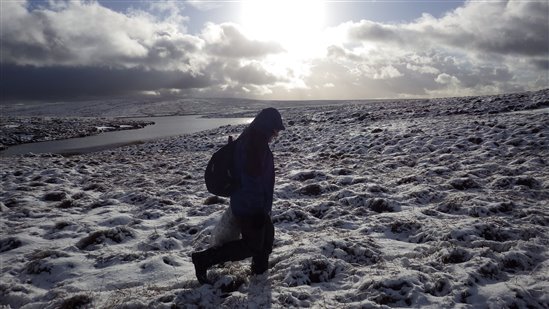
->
<box><xmin>192</xmin><ymin>241</ymin><xmax>255</xmax><ymax>284</ymax></box>
<box><xmin>191</xmin><ymin>251</ymin><xmax>212</xmax><ymax>284</ymax></box>
<box><xmin>251</xmin><ymin>253</ymin><xmax>269</xmax><ymax>275</ymax></box>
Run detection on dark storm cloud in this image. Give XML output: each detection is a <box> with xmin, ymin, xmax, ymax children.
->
<box><xmin>0</xmin><ymin>64</ymin><xmax>211</xmax><ymax>100</ymax></box>
<box><xmin>531</xmin><ymin>59</ymin><xmax>549</xmax><ymax>71</ymax></box>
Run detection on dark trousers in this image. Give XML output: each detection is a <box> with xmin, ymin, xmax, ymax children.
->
<box><xmin>197</xmin><ymin>214</ymin><xmax>274</xmax><ymax>274</ymax></box>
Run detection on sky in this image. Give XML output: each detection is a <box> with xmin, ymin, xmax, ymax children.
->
<box><xmin>1</xmin><ymin>0</ymin><xmax>548</xmax><ymax>100</ymax></box>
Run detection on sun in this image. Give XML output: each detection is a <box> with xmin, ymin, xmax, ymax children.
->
<box><xmin>239</xmin><ymin>0</ymin><xmax>326</xmax><ymax>54</ymax></box>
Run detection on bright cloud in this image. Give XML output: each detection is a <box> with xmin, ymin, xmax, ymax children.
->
<box><xmin>202</xmin><ymin>23</ymin><xmax>284</xmax><ymax>59</ymax></box>
<box><xmin>0</xmin><ymin>0</ymin><xmax>547</xmax><ymax>100</ymax></box>
<box><xmin>1</xmin><ymin>1</ymin><xmax>199</xmax><ymax>69</ymax></box>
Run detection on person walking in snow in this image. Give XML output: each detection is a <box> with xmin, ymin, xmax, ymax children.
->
<box><xmin>192</xmin><ymin>107</ymin><xmax>285</xmax><ymax>284</ymax></box>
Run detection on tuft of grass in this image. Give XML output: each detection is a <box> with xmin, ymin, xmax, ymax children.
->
<box><xmin>58</xmin><ymin>294</ymin><xmax>93</xmax><ymax>309</ymax></box>
<box><xmin>76</xmin><ymin>227</ymin><xmax>134</xmax><ymax>250</ymax></box>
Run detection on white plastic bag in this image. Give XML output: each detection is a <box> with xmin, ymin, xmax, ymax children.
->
<box><xmin>210</xmin><ymin>207</ymin><xmax>241</xmax><ymax>247</ymax></box>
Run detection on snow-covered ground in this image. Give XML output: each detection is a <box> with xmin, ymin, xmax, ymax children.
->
<box><xmin>1</xmin><ymin>89</ymin><xmax>548</xmax><ymax>308</ymax></box>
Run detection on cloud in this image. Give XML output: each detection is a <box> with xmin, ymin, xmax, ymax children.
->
<box><xmin>426</xmin><ymin>1</ymin><xmax>547</xmax><ymax>57</ymax></box>
<box><xmin>374</xmin><ymin>65</ymin><xmax>403</xmax><ymax>80</ymax></box>
<box><xmin>435</xmin><ymin>73</ymin><xmax>460</xmax><ymax>85</ymax></box>
<box><xmin>0</xmin><ymin>0</ymin><xmax>547</xmax><ymax>100</ymax></box>
<box><xmin>347</xmin><ymin>0</ymin><xmax>549</xmax><ymax>58</ymax></box>
<box><xmin>311</xmin><ymin>0</ymin><xmax>548</xmax><ymax>98</ymax></box>
<box><xmin>0</xmin><ymin>1</ymin><xmax>284</xmax><ymax>99</ymax></box>
<box><xmin>406</xmin><ymin>64</ymin><xmax>440</xmax><ymax>75</ymax></box>
<box><xmin>532</xmin><ymin>59</ymin><xmax>549</xmax><ymax>71</ymax></box>
<box><xmin>202</xmin><ymin>23</ymin><xmax>284</xmax><ymax>58</ymax></box>
<box><xmin>0</xmin><ymin>63</ymin><xmax>211</xmax><ymax>99</ymax></box>
<box><xmin>348</xmin><ymin>20</ymin><xmax>405</xmax><ymax>44</ymax></box>
<box><xmin>0</xmin><ymin>1</ymin><xmax>199</xmax><ymax>69</ymax></box>
<box><xmin>326</xmin><ymin>45</ymin><xmax>362</xmax><ymax>62</ymax></box>
<box><xmin>226</xmin><ymin>62</ymin><xmax>280</xmax><ymax>85</ymax></box>
<box><xmin>296</xmin><ymin>56</ymin><xmax>437</xmax><ymax>99</ymax></box>
<box><xmin>185</xmin><ymin>0</ymin><xmax>223</xmax><ymax>11</ymax></box>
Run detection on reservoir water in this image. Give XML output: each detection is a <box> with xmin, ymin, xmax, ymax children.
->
<box><xmin>1</xmin><ymin>115</ymin><xmax>252</xmax><ymax>156</ymax></box>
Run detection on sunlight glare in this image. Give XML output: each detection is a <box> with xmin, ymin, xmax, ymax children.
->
<box><xmin>240</xmin><ymin>1</ymin><xmax>326</xmax><ymax>55</ymax></box>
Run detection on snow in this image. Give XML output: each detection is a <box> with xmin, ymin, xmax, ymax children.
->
<box><xmin>1</xmin><ymin>89</ymin><xmax>548</xmax><ymax>308</ymax></box>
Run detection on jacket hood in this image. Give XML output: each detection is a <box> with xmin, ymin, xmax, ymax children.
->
<box><xmin>250</xmin><ymin>107</ymin><xmax>285</xmax><ymax>136</ymax></box>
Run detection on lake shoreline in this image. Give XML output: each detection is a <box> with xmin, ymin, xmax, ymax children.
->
<box><xmin>0</xmin><ymin>116</ymin><xmax>155</xmax><ymax>151</ymax></box>
<box><xmin>0</xmin><ymin>115</ymin><xmax>252</xmax><ymax>156</ymax></box>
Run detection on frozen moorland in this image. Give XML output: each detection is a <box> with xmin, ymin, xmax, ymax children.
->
<box><xmin>1</xmin><ymin>89</ymin><xmax>548</xmax><ymax>308</ymax></box>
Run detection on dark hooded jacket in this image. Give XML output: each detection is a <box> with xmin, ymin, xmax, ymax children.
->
<box><xmin>230</xmin><ymin>108</ymin><xmax>284</xmax><ymax>217</ymax></box>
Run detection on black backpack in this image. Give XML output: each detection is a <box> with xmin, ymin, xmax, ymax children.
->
<box><xmin>204</xmin><ymin>136</ymin><xmax>239</xmax><ymax>197</ymax></box>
